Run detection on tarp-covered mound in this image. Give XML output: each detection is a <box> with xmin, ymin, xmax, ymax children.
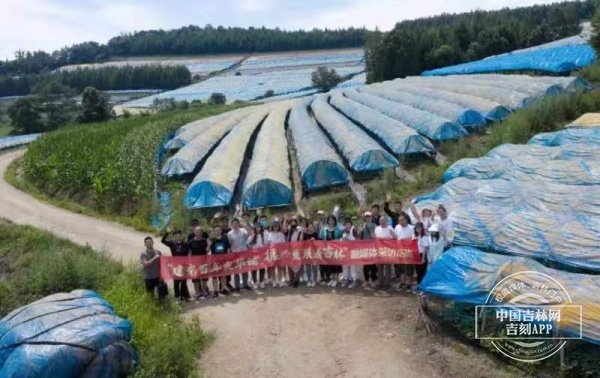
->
<box><xmin>0</xmin><ymin>290</ymin><xmax>136</xmax><ymax>378</ymax></box>
<box><xmin>422</xmin><ymin>36</ymin><xmax>596</xmax><ymax>76</ymax></box>
<box><xmin>419</xmin><ymin>246</ymin><xmax>600</xmax><ymax>344</ymax></box>
<box><xmin>529</xmin><ymin>126</ymin><xmax>600</xmax><ymax>147</ymax></box>
<box><xmin>443</xmin><ymin>154</ymin><xmax>600</xmax><ymax>185</ymax></box>
<box><xmin>0</xmin><ymin>134</ymin><xmax>42</xmax><ymax>151</ymax></box>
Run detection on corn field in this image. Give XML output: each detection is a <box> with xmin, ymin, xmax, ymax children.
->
<box><xmin>22</xmin><ymin>105</ymin><xmax>244</xmax><ymax>217</ymax></box>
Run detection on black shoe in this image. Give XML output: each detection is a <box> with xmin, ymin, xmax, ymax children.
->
<box><xmin>212</xmin><ymin>292</ymin><xmax>219</xmax><ymax>298</ymax></box>
<box><xmin>293</xmin><ymin>281</ymin><xmax>299</xmax><ymax>288</ymax></box>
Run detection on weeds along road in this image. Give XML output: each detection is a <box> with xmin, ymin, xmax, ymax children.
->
<box><xmin>0</xmin><ymin>148</ymin><xmax>519</xmax><ymax>378</ymax></box>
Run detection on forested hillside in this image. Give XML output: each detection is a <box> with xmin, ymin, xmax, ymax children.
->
<box><xmin>366</xmin><ymin>0</ymin><xmax>597</xmax><ymax>82</ymax></box>
<box><xmin>0</xmin><ymin>65</ymin><xmax>191</xmax><ymax>97</ymax></box>
<box><xmin>0</xmin><ymin>27</ymin><xmax>366</xmax><ymax>78</ymax></box>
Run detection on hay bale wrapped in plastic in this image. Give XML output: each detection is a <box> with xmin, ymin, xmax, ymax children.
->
<box><xmin>0</xmin><ymin>290</ymin><xmax>136</xmax><ymax>377</ymax></box>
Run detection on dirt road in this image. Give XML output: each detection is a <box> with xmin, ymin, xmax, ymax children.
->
<box><xmin>0</xmin><ymin>149</ymin><xmax>518</xmax><ymax>378</ymax></box>
<box><xmin>0</xmin><ymin>149</ymin><xmax>146</xmax><ymax>262</ymax></box>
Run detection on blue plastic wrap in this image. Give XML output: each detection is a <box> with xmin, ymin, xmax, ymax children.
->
<box><xmin>288</xmin><ymin>101</ymin><xmax>349</xmax><ymax>191</ymax></box>
<box><xmin>528</xmin><ymin>128</ymin><xmax>600</xmax><ymax>147</ymax></box>
<box><xmin>419</xmin><ymin>247</ymin><xmax>600</xmax><ymax>345</ymax></box>
<box><xmin>422</xmin><ymin>41</ymin><xmax>596</xmax><ymax>76</ymax></box>
<box><xmin>328</xmin><ymin>92</ymin><xmax>435</xmax><ymax>156</ymax></box>
<box><xmin>343</xmin><ymin>89</ymin><xmax>468</xmax><ymax>141</ymax></box>
<box><xmin>311</xmin><ymin>95</ymin><xmax>399</xmax><ymax>172</ymax></box>
<box><xmin>360</xmin><ymin>85</ymin><xmax>487</xmax><ymax>128</ymax></box>
<box><xmin>0</xmin><ymin>290</ymin><xmax>136</xmax><ymax>377</ymax></box>
<box><xmin>0</xmin><ymin>134</ymin><xmax>42</xmax><ymax>151</ymax></box>
<box><xmin>443</xmin><ymin>154</ymin><xmax>600</xmax><ymax>185</ymax></box>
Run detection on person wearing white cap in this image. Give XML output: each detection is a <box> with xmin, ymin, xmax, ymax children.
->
<box><xmin>360</xmin><ymin>211</ymin><xmax>378</xmax><ymax>288</ymax></box>
<box><xmin>374</xmin><ymin>214</ymin><xmax>396</xmax><ymax>289</ymax></box>
<box><xmin>427</xmin><ymin>223</ymin><xmax>445</xmax><ymax>265</ymax></box>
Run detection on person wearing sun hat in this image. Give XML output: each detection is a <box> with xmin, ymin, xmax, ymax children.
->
<box><xmin>427</xmin><ymin>223</ymin><xmax>445</xmax><ymax>265</ymax></box>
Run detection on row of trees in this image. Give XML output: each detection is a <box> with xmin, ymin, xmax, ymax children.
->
<box><xmin>366</xmin><ymin>0</ymin><xmax>597</xmax><ymax>82</ymax></box>
<box><xmin>0</xmin><ymin>27</ymin><xmax>366</xmax><ymax>78</ymax></box>
<box><xmin>0</xmin><ymin>65</ymin><xmax>191</xmax><ymax>97</ymax></box>
<box><xmin>6</xmin><ymin>86</ymin><xmax>113</xmax><ymax>134</ymax></box>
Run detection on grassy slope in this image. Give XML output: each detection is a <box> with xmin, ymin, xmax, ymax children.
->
<box><xmin>0</xmin><ymin>219</ymin><xmax>211</xmax><ymax>377</ymax></box>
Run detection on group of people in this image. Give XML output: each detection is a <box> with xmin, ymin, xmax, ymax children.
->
<box><xmin>140</xmin><ymin>193</ymin><xmax>454</xmax><ymax>302</ymax></box>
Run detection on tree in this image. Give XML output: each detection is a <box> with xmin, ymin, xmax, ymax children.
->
<box><xmin>8</xmin><ymin>97</ymin><xmax>45</xmax><ymax>134</ymax></box>
<box><xmin>591</xmin><ymin>7</ymin><xmax>600</xmax><ymax>53</ymax></box>
<box><xmin>311</xmin><ymin>66</ymin><xmax>343</xmax><ymax>92</ymax></box>
<box><xmin>208</xmin><ymin>93</ymin><xmax>226</xmax><ymax>105</ymax></box>
<box><xmin>33</xmin><ymin>78</ymin><xmax>77</xmax><ymax>130</ymax></box>
<box><xmin>77</xmin><ymin>87</ymin><xmax>113</xmax><ymax>123</ymax></box>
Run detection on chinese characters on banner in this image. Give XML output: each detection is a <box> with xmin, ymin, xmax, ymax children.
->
<box><xmin>160</xmin><ymin>239</ymin><xmax>421</xmax><ymax>280</ymax></box>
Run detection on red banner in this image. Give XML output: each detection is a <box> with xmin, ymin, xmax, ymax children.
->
<box><xmin>160</xmin><ymin>239</ymin><xmax>420</xmax><ymax>280</ymax></box>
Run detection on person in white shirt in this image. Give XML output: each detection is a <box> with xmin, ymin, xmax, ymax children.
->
<box><xmin>410</xmin><ymin>200</ymin><xmax>434</xmax><ymax>233</ymax></box>
<box><xmin>247</xmin><ymin>223</ymin><xmax>268</xmax><ymax>289</ymax></box>
<box><xmin>394</xmin><ymin>212</ymin><xmax>415</xmax><ymax>292</ymax></box>
<box><xmin>413</xmin><ymin>222</ymin><xmax>429</xmax><ymax>293</ymax></box>
<box><xmin>267</xmin><ymin>219</ymin><xmax>286</xmax><ymax>288</ymax></box>
<box><xmin>341</xmin><ymin>218</ymin><xmax>358</xmax><ymax>288</ymax></box>
<box><xmin>374</xmin><ymin>215</ymin><xmax>396</xmax><ymax>289</ymax></box>
<box><xmin>427</xmin><ymin>223</ymin><xmax>445</xmax><ymax>265</ymax></box>
<box><xmin>435</xmin><ymin>204</ymin><xmax>454</xmax><ymax>248</ymax></box>
<box><xmin>227</xmin><ymin>219</ymin><xmax>249</xmax><ymax>296</ymax></box>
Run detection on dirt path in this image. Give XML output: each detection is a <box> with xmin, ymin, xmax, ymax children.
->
<box><xmin>0</xmin><ymin>149</ymin><xmax>519</xmax><ymax>378</ymax></box>
<box><xmin>0</xmin><ymin>149</ymin><xmax>147</xmax><ymax>263</ymax></box>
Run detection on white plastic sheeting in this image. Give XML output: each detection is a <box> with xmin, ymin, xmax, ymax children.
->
<box><xmin>288</xmin><ymin>101</ymin><xmax>349</xmax><ymax>191</ymax></box>
<box><xmin>343</xmin><ymin>89</ymin><xmax>468</xmax><ymax>140</ymax></box>
<box><xmin>167</xmin><ymin>112</ymin><xmax>233</xmax><ymax>150</ymax></box>
<box><xmin>162</xmin><ymin>107</ymin><xmax>264</xmax><ymax>176</ymax></box>
<box><xmin>311</xmin><ymin>95</ymin><xmax>399</xmax><ymax>172</ymax></box>
<box><xmin>328</xmin><ymin>92</ymin><xmax>435</xmax><ymax>156</ymax></box>
<box><xmin>360</xmin><ymin>85</ymin><xmax>487</xmax><ymax>128</ymax></box>
<box><xmin>184</xmin><ymin>108</ymin><xmax>271</xmax><ymax>208</ymax></box>
<box><xmin>242</xmin><ymin>102</ymin><xmax>294</xmax><ymax>209</ymax></box>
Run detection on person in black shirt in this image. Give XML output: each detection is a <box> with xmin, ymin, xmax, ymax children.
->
<box><xmin>371</xmin><ymin>204</ymin><xmax>381</xmax><ymax>225</ymax></box>
<box><xmin>210</xmin><ymin>226</ymin><xmax>231</xmax><ymax>297</ymax></box>
<box><xmin>187</xmin><ymin>219</ymin><xmax>209</xmax><ymax>242</ymax></box>
<box><xmin>188</xmin><ymin>227</ymin><xmax>210</xmax><ymax>299</ymax></box>
<box><xmin>161</xmin><ymin>229</ymin><xmax>190</xmax><ymax>301</ymax></box>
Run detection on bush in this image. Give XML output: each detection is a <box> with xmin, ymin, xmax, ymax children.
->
<box><xmin>208</xmin><ymin>93</ymin><xmax>226</xmax><ymax>105</ymax></box>
<box><xmin>311</xmin><ymin>66</ymin><xmax>343</xmax><ymax>92</ymax></box>
<box><xmin>0</xmin><ymin>220</ymin><xmax>210</xmax><ymax>377</ymax></box>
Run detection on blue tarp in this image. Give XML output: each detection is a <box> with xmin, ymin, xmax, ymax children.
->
<box><xmin>360</xmin><ymin>85</ymin><xmax>487</xmax><ymax>128</ymax></box>
<box><xmin>0</xmin><ymin>134</ymin><xmax>42</xmax><ymax>151</ymax></box>
<box><xmin>529</xmin><ymin>128</ymin><xmax>600</xmax><ymax>147</ymax></box>
<box><xmin>343</xmin><ymin>89</ymin><xmax>468</xmax><ymax>141</ymax></box>
<box><xmin>0</xmin><ymin>290</ymin><xmax>136</xmax><ymax>377</ymax></box>
<box><xmin>311</xmin><ymin>95</ymin><xmax>399</xmax><ymax>172</ymax></box>
<box><xmin>443</xmin><ymin>154</ymin><xmax>600</xmax><ymax>185</ymax></box>
<box><xmin>383</xmin><ymin>81</ymin><xmax>511</xmax><ymax>121</ymax></box>
<box><xmin>288</xmin><ymin>101</ymin><xmax>349</xmax><ymax>191</ymax></box>
<box><xmin>419</xmin><ymin>247</ymin><xmax>600</xmax><ymax>345</ymax></box>
<box><xmin>242</xmin><ymin>102</ymin><xmax>293</xmax><ymax>209</ymax></box>
<box><xmin>329</xmin><ymin>92</ymin><xmax>435</xmax><ymax>156</ymax></box>
<box><xmin>185</xmin><ymin>107</ymin><xmax>271</xmax><ymax>209</ymax></box>
<box><xmin>423</xmin><ymin>43</ymin><xmax>596</xmax><ymax>76</ymax></box>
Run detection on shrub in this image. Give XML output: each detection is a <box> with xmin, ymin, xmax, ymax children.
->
<box><xmin>311</xmin><ymin>66</ymin><xmax>343</xmax><ymax>92</ymax></box>
<box><xmin>208</xmin><ymin>93</ymin><xmax>226</xmax><ymax>105</ymax></box>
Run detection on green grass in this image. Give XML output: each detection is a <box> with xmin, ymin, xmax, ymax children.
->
<box><xmin>0</xmin><ymin>220</ymin><xmax>211</xmax><ymax>377</ymax></box>
<box><xmin>0</xmin><ymin>124</ymin><xmax>12</xmax><ymax>137</ymax></box>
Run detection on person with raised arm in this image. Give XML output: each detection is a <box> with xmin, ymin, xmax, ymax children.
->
<box><xmin>374</xmin><ymin>215</ymin><xmax>396</xmax><ymax>290</ymax></box>
<box><xmin>161</xmin><ymin>228</ymin><xmax>190</xmax><ymax>302</ymax></box>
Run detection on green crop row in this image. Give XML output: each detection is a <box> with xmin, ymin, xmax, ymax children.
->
<box><xmin>22</xmin><ymin>104</ymin><xmax>247</xmax><ymax>223</ymax></box>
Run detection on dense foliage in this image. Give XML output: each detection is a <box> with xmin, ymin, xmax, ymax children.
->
<box><xmin>0</xmin><ymin>65</ymin><xmax>191</xmax><ymax>97</ymax></box>
<box><xmin>0</xmin><ymin>27</ymin><xmax>366</xmax><ymax>79</ymax></box>
<box><xmin>366</xmin><ymin>0</ymin><xmax>597</xmax><ymax>82</ymax></box>
<box><xmin>77</xmin><ymin>87</ymin><xmax>113</xmax><ymax>123</ymax></box>
<box><xmin>311</xmin><ymin>66</ymin><xmax>343</xmax><ymax>92</ymax></box>
<box><xmin>0</xmin><ymin>221</ymin><xmax>211</xmax><ymax>377</ymax></box>
<box><xmin>21</xmin><ymin>104</ymin><xmax>245</xmax><ymax>224</ymax></box>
